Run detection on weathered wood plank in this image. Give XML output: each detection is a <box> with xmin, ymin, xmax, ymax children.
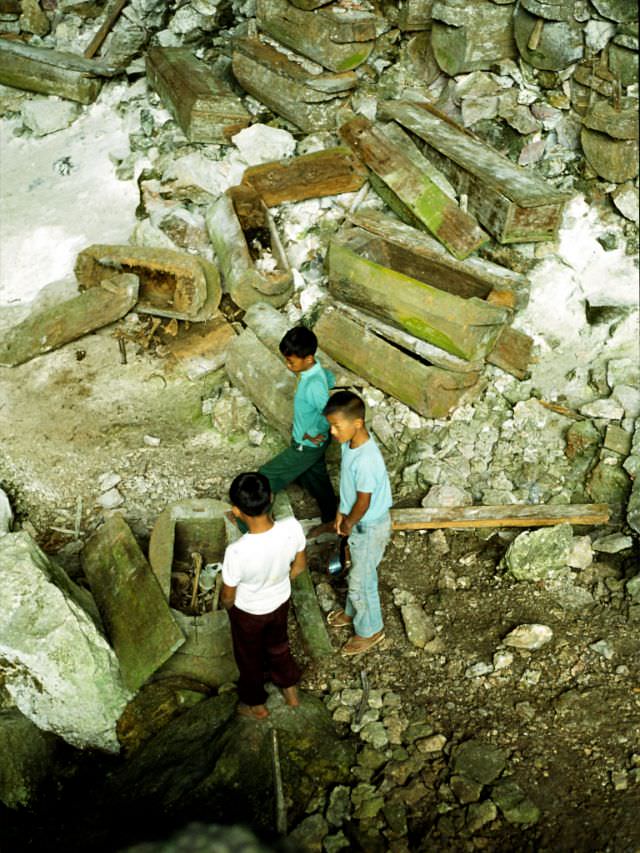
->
<box><xmin>75</xmin><ymin>245</ymin><xmax>221</xmax><ymax>322</ymax></box>
<box><xmin>0</xmin><ymin>40</ymin><xmax>120</xmax><ymax>103</ymax></box>
<box><xmin>391</xmin><ymin>503</ymin><xmax>610</xmax><ymax>529</ymax></box>
<box><xmin>581</xmin><ymin>128</ymin><xmax>639</xmax><ymax>184</ymax></box>
<box><xmin>0</xmin><ymin>275</ymin><xmax>139</xmax><ymax>367</ymax></box>
<box><xmin>206</xmin><ymin>186</ymin><xmax>293</xmax><ymax>311</ymax></box>
<box><xmin>583</xmin><ymin>97</ymin><xmax>639</xmax><ymax>141</ymax></box>
<box><xmin>290</xmin><ymin>0</ymin><xmax>333</xmax><ymax>7</ymax></box>
<box><xmin>381</xmin><ymin>100</ymin><xmax>573</xmax><ymax>242</ymax></box>
<box><xmin>431</xmin><ymin>0</ymin><xmax>517</xmax><ymax>74</ymax></box>
<box><xmin>232</xmin><ymin>37</ymin><xmax>354</xmax><ymax>132</ymax></box>
<box><xmin>225</xmin><ymin>327</ymin><xmax>295</xmax><ymax>438</ymax></box>
<box><xmin>327</xmin><ymin>231</ymin><xmax>509</xmax><ymax>361</ymax></box>
<box><xmin>315</xmin><ymin>305</ymin><xmax>484</xmax><ymax>418</ymax></box>
<box><xmin>145</xmin><ymin>47</ymin><xmax>250</xmax><ymax>144</ymax></box>
<box><xmin>340</xmin><ymin>117</ymin><xmax>488</xmax><ymax>260</ymax></box>
<box><xmin>513</xmin><ymin>4</ymin><xmax>584</xmax><ymax>71</ymax></box>
<box><xmin>256</xmin><ymin>0</ymin><xmax>376</xmax><ymax>72</ymax></box>
<box><xmin>160</xmin><ymin>313</ymin><xmax>237</xmax><ymax>379</ymax></box>
<box><xmin>82</xmin><ymin>513</ymin><xmax>186</xmax><ymax>693</ymax></box>
<box><xmin>486</xmin><ymin>325</ymin><xmax>534</xmax><ymax>379</ymax></box>
<box><xmin>242</xmin><ymin>147</ymin><xmax>367</xmax><ymax>206</ymax></box>
<box><xmin>349</xmin><ymin>209</ymin><xmax>529</xmax><ymax>308</ymax></box>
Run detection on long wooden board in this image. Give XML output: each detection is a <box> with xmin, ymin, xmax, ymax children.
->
<box><xmin>381</xmin><ymin>100</ymin><xmax>573</xmax><ymax>243</ymax></box>
<box><xmin>145</xmin><ymin>47</ymin><xmax>250</xmax><ymax>143</ymax></box>
<box><xmin>340</xmin><ymin>117</ymin><xmax>488</xmax><ymax>260</ymax></box>
<box><xmin>486</xmin><ymin>325</ymin><xmax>534</xmax><ymax>380</ymax></box>
<box><xmin>242</xmin><ymin>147</ymin><xmax>367</xmax><ymax>206</ymax></box>
<box><xmin>256</xmin><ymin>0</ymin><xmax>376</xmax><ymax>72</ymax></box>
<box><xmin>391</xmin><ymin>504</ymin><xmax>610</xmax><ymax>530</ymax></box>
<box><xmin>328</xmin><ymin>229</ymin><xmax>508</xmax><ymax>361</ymax></box>
<box><xmin>315</xmin><ymin>305</ymin><xmax>483</xmax><ymax>418</ymax></box>
<box><xmin>0</xmin><ymin>40</ymin><xmax>121</xmax><ymax>103</ymax></box>
<box><xmin>349</xmin><ymin>209</ymin><xmax>529</xmax><ymax>309</ymax></box>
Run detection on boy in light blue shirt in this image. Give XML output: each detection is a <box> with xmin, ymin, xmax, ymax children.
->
<box><xmin>256</xmin><ymin>326</ymin><xmax>338</xmax><ymax>534</ymax></box>
<box><xmin>323</xmin><ymin>390</ymin><xmax>392</xmax><ymax>656</ymax></box>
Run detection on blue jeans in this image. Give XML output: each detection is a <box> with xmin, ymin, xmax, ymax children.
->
<box><xmin>344</xmin><ymin>513</ymin><xmax>391</xmax><ymax>638</ymax></box>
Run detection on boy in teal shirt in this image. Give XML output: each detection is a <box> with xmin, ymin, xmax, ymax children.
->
<box><xmin>323</xmin><ymin>390</ymin><xmax>392</xmax><ymax>656</ymax></box>
<box><xmin>254</xmin><ymin>326</ymin><xmax>337</xmax><ymax>533</ymax></box>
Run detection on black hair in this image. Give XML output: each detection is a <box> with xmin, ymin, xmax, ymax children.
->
<box><xmin>323</xmin><ymin>390</ymin><xmax>365</xmax><ymax>421</ymax></box>
<box><xmin>279</xmin><ymin>326</ymin><xmax>318</xmax><ymax>358</ymax></box>
<box><xmin>229</xmin><ymin>472</ymin><xmax>272</xmax><ymax>516</ymax></box>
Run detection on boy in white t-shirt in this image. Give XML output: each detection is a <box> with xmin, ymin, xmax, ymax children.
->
<box><xmin>221</xmin><ymin>472</ymin><xmax>307</xmax><ymax>720</ymax></box>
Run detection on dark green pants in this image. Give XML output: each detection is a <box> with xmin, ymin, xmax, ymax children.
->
<box><xmin>261</xmin><ymin>440</ymin><xmax>337</xmax><ymax>523</ymax></box>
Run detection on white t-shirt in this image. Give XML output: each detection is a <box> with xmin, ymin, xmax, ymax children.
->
<box><xmin>221</xmin><ymin>517</ymin><xmax>306</xmax><ymax>615</ymax></box>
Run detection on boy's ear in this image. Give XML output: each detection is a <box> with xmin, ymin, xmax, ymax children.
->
<box><xmin>231</xmin><ymin>505</ymin><xmax>242</xmax><ymax>518</ymax></box>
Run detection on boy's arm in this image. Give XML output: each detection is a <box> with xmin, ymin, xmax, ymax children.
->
<box><xmin>290</xmin><ymin>548</ymin><xmax>307</xmax><ymax>580</ymax></box>
<box><xmin>338</xmin><ymin>491</ymin><xmax>371</xmax><ymax>536</ymax></box>
<box><xmin>221</xmin><ymin>583</ymin><xmax>236</xmax><ymax>610</ymax></box>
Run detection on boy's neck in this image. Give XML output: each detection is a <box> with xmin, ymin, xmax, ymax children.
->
<box><xmin>299</xmin><ymin>356</ymin><xmax>316</xmax><ymax>373</ymax></box>
<box><xmin>349</xmin><ymin>426</ymin><xmax>369</xmax><ymax>449</ymax></box>
<box><xmin>244</xmin><ymin>513</ymin><xmax>275</xmax><ymax>534</ymax></box>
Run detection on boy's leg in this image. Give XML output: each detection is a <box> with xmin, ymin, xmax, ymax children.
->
<box><xmin>263</xmin><ymin>599</ymin><xmax>301</xmax><ymax>694</ymax></box>
<box><xmin>260</xmin><ymin>442</ymin><xmax>337</xmax><ymax>523</ymax></box>
<box><xmin>228</xmin><ymin>607</ymin><xmax>269</xmax><ymax>708</ymax></box>
<box><xmin>344</xmin><ymin>516</ymin><xmax>391</xmax><ymax>639</ymax></box>
<box><xmin>295</xmin><ymin>446</ymin><xmax>338</xmax><ymax>524</ymax></box>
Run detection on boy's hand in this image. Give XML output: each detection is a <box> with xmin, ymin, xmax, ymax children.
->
<box><xmin>339</xmin><ymin>516</ymin><xmax>353</xmax><ymax>536</ymax></box>
<box><xmin>303</xmin><ymin>432</ymin><xmax>326</xmax><ymax>446</ymax></box>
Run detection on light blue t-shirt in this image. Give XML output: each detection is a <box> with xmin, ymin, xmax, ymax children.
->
<box><xmin>292</xmin><ymin>359</ymin><xmax>335</xmax><ymax>448</ymax></box>
<box><xmin>339</xmin><ymin>436</ymin><xmax>392</xmax><ymax>524</ymax></box>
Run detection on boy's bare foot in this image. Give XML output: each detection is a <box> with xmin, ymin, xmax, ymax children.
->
<box><xmin>237</xmin><ymin>703</ymin><xmax>269</xmax><ymax>720</ymax></box>
<box><xmin>327</xmin><ymin>609</ymin><xmax>353</xmax><ymax>628</ymax></box>
<box><xmin>307</xmin><ymin>520</ymin><xmax>336</xmax><ymax>538</ymax></box>
<box><xmin>281</xmin><ymin>686</ymin><xmax>300</xmax><ymax>707</ymax></box>
<box><xmin>341</xmin><ymin>630</ymin><xmax>385</xmax><ymax>656</ymax></box>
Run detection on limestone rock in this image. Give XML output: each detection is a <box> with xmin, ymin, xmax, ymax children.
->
<box><xmin>502</xmin><ymin>623</ymin><xmax>553</xmax><ymax>650</ymax></box>
<box><xmin>491</xmin><ymin>779</ymin><xmax>540</xmax><ymax>824</ymax></box>
<box><xmin>612</xmin><ymin>384</ymin><xmax>640</xmax><ymax>419</ymax></box>
<box><xmin>232</xmin><ymin>123</ymin><xmax>296</xmax><ymax>166</ymax></box>
<box><xmin>421</xmin><ymin>484</ymin><xmax>473</xmax><ymax>508</ymax></box>
<box><xmin>592</xmin><ymin>532</ymin><xmax>633</xmax><ymax>553</ymax></box>
<box><xmin>579</xmin><ymin>397</ymin><xmax>625</xmax><ymax>420</ymax></box>
<box><xmin>19</xmin><ymin>0</ymin><xmax>50</xmax><ymax>36</ymax></box>
<box><xmin>399</xmin><ymin>602</ymin><xmax>436</xmax><ymax>649</ymax></box>
<box><xmin>467</xmin><ymin>799</ymin><xmax>497</xmax><ymax>832</ymax></box>
<box><xmin>453</xmin><ymin>739</ymin><xmax>507</xmax><ymax>785</ymax></box>
<box><xmin>21</xmin><ymin>97</ymin><xmax>80</xmax><ymax>136</ymax></box>
<box><xmin>567</xmin><ymin>535</ymin><xmax>593</xmax><ymax>569</ymax></box>
<box><xmin>504</xmin><ymin>523</ymin><xmax>573</xmax><ymax>580</ymax></box>
<box><xmin>0</xmin><ymin>487</ymin><xmax>12</xmax><ymax>536</ymax></box>
<box><xmin>288</xmin><ymin>814</ymin><xmax>329</xmax><ymax>852</ymax></box>
<box><xmin>581</xmin><ymin>128</ymin><xmax>639</xmax><ymax>184</ymax></box>
<box><xmin>0</xmin><ymin>532</ymin><xmax>130</xmax><ymax>752</ymax></box>
<box><xmin>612</xmin><ymin>182</ymin><xmax>639</xmax><ymax>225</ymax></box>
<box><xmin>0</xmin><ymin>709</ymin><xmax>58</xmax><ymax>809</ymax></box>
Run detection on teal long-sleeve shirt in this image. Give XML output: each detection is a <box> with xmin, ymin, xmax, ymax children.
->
<box><xmin>292</xmin><ymin>359</ymin><xmax>335</xmax><ymax>448</ymax></box>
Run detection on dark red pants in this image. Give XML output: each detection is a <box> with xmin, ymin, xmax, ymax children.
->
<box><xmin>228</xmin><ymin>598</ymin><xmax>301</xmax><ymax>706</ymax></box>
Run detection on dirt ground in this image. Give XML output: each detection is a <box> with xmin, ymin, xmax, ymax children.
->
<box><xmin>1</xmin><ymin>329</ymin><xmax>639</xmax><ymax>853</ymax></box>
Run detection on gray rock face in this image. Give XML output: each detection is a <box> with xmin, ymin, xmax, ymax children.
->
<box><xmin>0</xmin><ymin>709</ymin><xmax>58</xmax><ymax>809</ymax></box>
<box><xmin>453</xmin><ymin>739</ymin><xmax>507</xmax><ymax>785</ymax></box>
<box><xmin>504</xmin><ymin>523</ymin><xmax>574</xmax><ymax>580</ymax></box>
<box><xmin>0</xmin><ymin>532</ymin><xmax>131</xmax><ymax>752</ymax></box>
<box><xmin>21</xmin><ymin>98</ymin><xmax>80</xmax><ymax>136</ymax></box>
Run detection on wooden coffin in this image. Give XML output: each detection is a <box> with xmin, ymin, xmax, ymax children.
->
<box><xmin>315</xmin><ymin>304</ymin><xmax>484</xmax><ymax>418</ymax></box>
<box><xmin>232</xmin><ymin>36</ymin><xmax>356</xmax><ymax>133</ymax></box>
<box><xmin>431</xmin><ymin>0</ymin><xmax>517</xmax><ymax>75</ymax></box>
<box><xmin>0</xmin><ymin>40</ymin><xmax>121</xmax><ymax>103</ymax></box>
<box><xmin>75</xmin><ymin>245</ymin><xmax>221</xmax><ymax>322</ymax></box>
<box><xmin>391</xmin><ymin>503</ymin><xmax>610</xmax><ymax>530</ymax></box>
<box><xmin>513</xmin><ymin>5</ymin><xmax>583</xmax><ymax>71</ymax></box>
<box><xmin>327</xmin><ymin>228</ymin><xmax>509</xmax><ymax>361</ymax></box>
<box><xmin>381</xmin><ymin>100</ymin><xmax>574</xmax><ymax>243</ymax></box>
<box><xmin>158</xmin><ymin>313</ymin><xmax>237</xmax><ymax>380</ymax></box>
<box><xmin>242</xmin><ymin>146</ymin><xmax>367</xmax><ymax>206</ymax></box>
<box><xmin>0</xmin><ymin>274</ymin><xmax>138</xmax><ymax>367</ymax></box>
<box><xmin>580</xmin><ymin>128</ymin><xmax>639</xmax><ymax>183</ymax></box>
<box><xmin>206</xmin><ymin>184</ymin><xmax>293</xmax><ymax>311</ymax></box>
<box><xmin>340</xmin><ymin>116</ymin><xmax>488</xmax><ymax>260</ymax></box>
<box><xmin>145</xmin><ymin>47</ymin><xmax>250</xmax><ymax>144</ymax></box>
<box><xmin>398</xmin><ymin>0</ymin><xmax>433</xmax><ymax>30</ymax></box>
<box><xmin>256</xmin><ymin>0</ymin><xmax>377</xmax><ymax>72</ymax></box>
<box><xmin>350</xmin><ymin>209</ymin><xmax>529</xmax><ymax>309</ymax></box>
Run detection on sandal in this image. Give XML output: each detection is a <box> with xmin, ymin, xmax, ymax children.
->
<box><xmin>341</xmin><ymin>631</ymin><xmax>385</xmax><ymax>656</ymax></box>
<box><xmin>327</xmin><ymin>609</ymin><xmax>353</xmax><ymax>627</ymax></box>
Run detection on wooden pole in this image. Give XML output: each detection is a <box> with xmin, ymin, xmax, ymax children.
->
<box><xmin>83</xmin><ymin>0</ymin><xmax>128</xmax><ymax>60</ymax></box>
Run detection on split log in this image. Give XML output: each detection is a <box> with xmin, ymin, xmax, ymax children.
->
<box><xmin>581</xmin><ymin>128</ymin><xmax>639</xmax><ymax>183</ymax></box>
<box><xmin>513</xmin><ymin>5</ymin><xmax>583</xmax><ymax>71</ymax></box>
<box><xmin>289</xmin><ymin>0</ymin><xmax>333</xmax><ymax>7</ymax></box>
<box><xmin>486</xmin><ymin>324</ymin><xmax>534</xmax><ymax>380</ymax></box>
<box><xmin>75</xmin><ymin>245</ymin><xmax>221</xmax><ymax>322</ymax></box>
<box><xmin>398</xmin><ymin>0</ymin><xmax>433</xmax><ymax>30</ymax></box>
<box><xmin>340</xmin><ymin>117</ymin><xmax>488</xmax><ymax>260</ymax></box>
<box><xmin>0</xmin><ymin>275</ymin><xmax>138</xmax><ymax>367</ymax></box>
<box><xmin>232</xmin><ymin>36</ymin><xmax>356</xmax><ymax>132</ymax></box>
<box><xmin>431</xmin><ymin>0</ymin><xmax>517</xmax><ymax>75</ymax></box>
<box><xmin>381</xmin><ymin>100</ymin><xmax>573</xmax><ymax>243</ymax></box>
<box><xmin>520</xmin><ymin>0</ymin><xmax>572</xmax><ymax>18</ymax></box>
<box><xmin>314</xmin><ymin>305</ymin><xmax>484</xmax><ymax>418</ymax></box>
<box><xmin>608</xmin><ymin>40</ymin><xmax>638</xmax><ymax>88</ymax></box>
<box><xmin>83</xmin><ymin>0</ymin><xmax>128</xmax><ymax>59</ymax></box>
<box><xmin>391</xmin><ymin>503</ymin><xmax>610</xmax><ymax>530</ymax></box>
<box><xmin>327</xmin><ymin>228</ymin><xmax>508</xmax><ymax>361</ymax></box>
<box><xmin>225</xmin><ymin>327</ymin><xmax>295</xmax><ymax>438</ymax></box>
<box><xmin>349</xmin><ymin>209</ymin><xmax>529</xmax><ymax>309</ymax></box>
<box><xmin>145</xmin><ymin>48</ymin><xmax>250</xmax><ymax>144</ymax></box>
<box><xmin>242</xmin><ymin>147</ymin><xmax>367</xmax><ymax>206</ymax></box>
<box><xmin>159</xmin><ymin>313</ymin><xmax>237</xmax><ymax>380</ymax></box>
<box><xmin>206</xmin><ymin>185</ymin><xmax>293</xmax><ymax>311</ymax></box>
<box><xmin>589</xmin><ymin>0</ymin><xmax>636</xmax><ymax>22</ymax></box>
<box><xmin>583</xmin><ymin>98</ymin><xmax>639</xmax><ymax>141</ymax></box>
<box><xmin>82</xmin><ymin>513</ymin><xmax>185</xmax><ymax>693</ymax></box>
<box><xmin>256</xmin><ymin>0</ymin><xmax>376</xmax><ymax>72</ymax></box>
<box><xmin>0</xmin><ymin>40</ymin><xmax>121</xmax><ymax>103</ymax></box>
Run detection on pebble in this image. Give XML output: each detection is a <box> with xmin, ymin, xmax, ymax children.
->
<box><xmin>579</xmin><ymin>398</ymin><xmax>625</xmax><ymax>420</ymax></box>
<box><xmin>589</xmin><ymin>639</ymin><xmax>614</xmax><ymax>660</ymax></box>
<box><xmin>493</xmin><ymin>650</ymin><xmax>514</xmax><ymax>671</ymax></box>
<box><xmin>359</xmin><ymin>721</ymin><xmax>389</xmax><ymax>750</ymax></box>
<box><xmin>429</xmin><ymin>529</ymin><xmax>450</xmax><ymax>555</ymax></box>
<box><xmin>97</xmin><ymin>488</ymin><xmax>124</xmax><ymax>509</ymax></box>
<box><xmin>592</xmin><ymin>533</ymin><xmax>633</xmax><ymax>553</ymax></box>
<box><xmin>399</xmin><ymin>602</ymin><xmax>436</xmax><ymax>649</ymax></box>
<box><xmin>332</xmin><ymin>706</ymin><xmax>352</xmax><ymax>724</ymax></box>
<box><xmin>611</xmin><ymin>770</ymin><xmax>628</xmax><ymax>791</ymax></box>
<box><xmin>98</xmin><ymin>472</ymin><xmax>121</xmax><ymax>492</ymax></box>
<box><xmin>416</xmin><ymin>734</ymin><xmax>447</xmax><ymax>755</ymax></box>
<box><xmin>465</xmin><ymin>661</ymin><xmax>494</xmax><ymax>678</ymax></box>
<box><xmin>520</xmin><ymin>669</ymin><xmax>541</xmax><ymax>686</ymax></box>
<box><xmin>143</xmin><ymin>434</ymin><xmax>161</xmax><ymax>446</ymax></box>
<box><xmin>567</xmin><ymin>535</ymin><xmax>594</xmax><ymax>569</ymax></box>
<box><xmin>326</xmin><ymin>785</ymin><xmax>351</xmax><ymax>827</ymax></box>
<box><xmin>466</xmin><ymin>799</ymin><xmax>497</xmax><ymax>832</ymax></box>
<box><xmin>503</xmin><ymin>624</ymin><xmax>553</xmax><ymax>651</ymax></box>
<box><xmin>340</xmin><ymin>688</ymin><xmax>363</xmax><ymax>707</ymax></box>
